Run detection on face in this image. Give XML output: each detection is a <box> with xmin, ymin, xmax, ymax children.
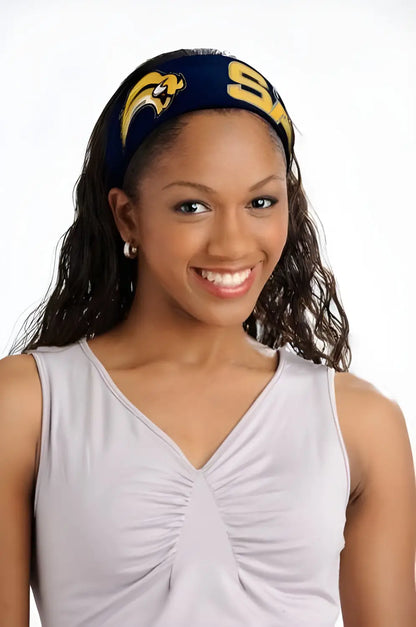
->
<box><xmin>109</xmin><ymin>109</ymin><xmax>289</xmax><ymax>330</ymax></box>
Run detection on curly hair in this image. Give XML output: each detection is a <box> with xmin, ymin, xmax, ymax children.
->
<box><xmin>9</xmin><ymin>47</ymin><xmax>351</xmax><ymax>371</ymax></box>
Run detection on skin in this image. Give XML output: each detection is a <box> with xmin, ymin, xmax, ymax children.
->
<box><xmin>105</xmin><ymin>109</ymin><xmax>289</xmax><ymax>372</ymax></box>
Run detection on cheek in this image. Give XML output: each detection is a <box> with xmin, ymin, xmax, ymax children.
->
<box><xmin>139</xmin><ymin>220</ymin><xmax>199</xmax><ymax>276</ymax></box>
<box><xmin>264</xmin><ymin>208</ymin><xmax>289</xmax><ymax>249</ymax></box>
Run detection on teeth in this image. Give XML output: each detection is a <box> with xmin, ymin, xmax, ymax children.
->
<box><xmin>199</xmin><ymin>268</ymin><xmax>251</xmax><ymax>286</ymax></box>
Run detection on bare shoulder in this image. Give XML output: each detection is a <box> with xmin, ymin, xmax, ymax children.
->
<box><xmin>333</xmin><ymin>368</ymin><xmax>406</xmax><ymax>439</ymax></box>
<box><xmin>0</xmin><ymin>351</ymin><xmax>42</xmax><ymax>410</ymax></box>
<box><xmin>334</xmin><ymin>368</ymin><xmax>379</xmax><ymax>395</ymax></box>
<box><xmin>334</xmin><ymin>369</ymin><xmax>412</xmax><ymax>501</ymax></box>
<box><xmin>0</xmin><ymin>352</ymin><xmax>42</xmax><ymax>486</ymax></box>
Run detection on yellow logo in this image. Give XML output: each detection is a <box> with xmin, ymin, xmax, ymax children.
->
<box><xmin>121</xmin><ymin>71</ymin><xmax>186</xmax><ymax>146</ymax></box>
<box><xmin>227</xmin><ymin>61</ymin><xmax>293</xmax><ymax>150</ymax></box>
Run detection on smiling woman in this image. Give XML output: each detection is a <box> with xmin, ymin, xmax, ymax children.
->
<box><xmin>8</xmin><ymin>56</ymin><xmax>350</xmax><ymax>369</ymax></box>
<box><xmin>1</xmin><ymin>47</ymin><xmax>415</xmax><ymax>627</ymax></box>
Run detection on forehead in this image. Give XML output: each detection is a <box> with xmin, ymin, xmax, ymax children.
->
<box><xmin>178</xmin><ymin>108</ymin><xmax>275</xmax><ymax>138</ymax></box>
<box><xmin>161</xmin><ymin>108</ymin><xmax>286</xmax><ymax>167</ymax></box>
<box><xmin>140</xmin><ymin>109</ymin><xmax>287</xmax><ymax>188</ymax></box>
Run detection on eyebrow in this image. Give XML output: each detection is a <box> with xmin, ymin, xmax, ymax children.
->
<box><xmin>161</xmin><ymin>174</ymin><xmax>285</xmax><ymax>194</ymax></box>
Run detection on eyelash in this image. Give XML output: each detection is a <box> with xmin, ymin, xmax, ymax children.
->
<box><xmin>174</xmin><ymin>197</ymin><xmax>278</xmax><ymax>215</ymax></box>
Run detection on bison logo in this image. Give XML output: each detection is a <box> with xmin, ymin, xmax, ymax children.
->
<box><xmin>121</xmin><ymin>71</ymin><xmax>186</xmax><ymax>146</ymax></box>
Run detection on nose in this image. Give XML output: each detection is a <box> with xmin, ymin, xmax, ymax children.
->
<box><xmin>206</xmin><ymin>206</ymin><xmax>254</xmax><ymax>259</ymax></box>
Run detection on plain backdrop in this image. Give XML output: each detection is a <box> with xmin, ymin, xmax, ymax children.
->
<box><xmin>1</xmin><ymin>1</ymin><xmax>415</xmax><ymax>625</ymax></box>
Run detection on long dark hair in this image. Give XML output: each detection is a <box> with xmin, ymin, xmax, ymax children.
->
<box><xmin>9</xmin><ymin>47</ymin><xmax>351</xmax><ymax>371</ymax></box>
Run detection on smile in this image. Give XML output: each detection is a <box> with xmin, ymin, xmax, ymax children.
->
<box><xmin>195</xmin><ymin>267</ymin><xmax>252</xmax><ymax>287</ymax></box>
<box><xmin>191</xmin><ymin>264</ymin><xmax>259</xmax><ymax>299</ymax></box>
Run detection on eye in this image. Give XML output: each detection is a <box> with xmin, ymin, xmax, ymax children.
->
<box><xmin>173</xmin><ymin>196</ymin><xmax>278</xmax><ymax>215</ymax></box>
<box><xmin>250</xmin><ymin>197</ymin><xmax>277</xmax><ymax>209</ymax></box>
<box><xmin>174</xmin><ymin>201</ymin><xmax>208</xmax><ymax>215</ymax></box>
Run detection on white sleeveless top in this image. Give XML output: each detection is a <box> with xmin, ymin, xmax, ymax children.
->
<box><xmin>26</xmin><ymin>337</ymin><xmax>350</xmax><ymax>626</ymax></box>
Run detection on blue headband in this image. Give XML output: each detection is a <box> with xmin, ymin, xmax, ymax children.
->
<box><xmin>105</xmin><ymin>53</ymin><xmax>294</xmax><ymax>188</ymax></box>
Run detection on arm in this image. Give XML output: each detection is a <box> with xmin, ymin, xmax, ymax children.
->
<box><xmin>0</xmin><ymin>354</ymin><xmax>42</xmax><ymax>627</ymax></box>
<box><xmin>339</xmin><ymin>388</ymin><xmax>416</xmax><ymax>626</ymax></box>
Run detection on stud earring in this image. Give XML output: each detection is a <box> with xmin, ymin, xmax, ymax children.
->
<box><xmin>123</xmin><ymin>241</ymin><xmax>138</xmax><ymax>259</ymax></box>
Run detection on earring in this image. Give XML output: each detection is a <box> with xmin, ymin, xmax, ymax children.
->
<box><xmin>123</xmin><ymin>241</ymin><xmax>138</xmax><ymax>259</ymax></box>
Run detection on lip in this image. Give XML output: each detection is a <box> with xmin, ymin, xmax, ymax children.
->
<box><xmin>190</xmin><ymin>262</ymin><xmax>259</xmax><ymax>299</ymax></box>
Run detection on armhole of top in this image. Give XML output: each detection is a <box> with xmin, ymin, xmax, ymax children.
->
<box><xmin>326</xmin><ymin>366</ymin><xmax>351</xmax><ymax>510</ymax></box>
<box><xmin>26</xmin><ymin>351</ymin><xmax>50</xmax><ymax>518</ymax></box>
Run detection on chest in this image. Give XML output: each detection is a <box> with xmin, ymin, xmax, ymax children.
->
<box><xmin>100</xmin><ymin>365</ymin><xmax>361</xmax><ymax>502</ymax></box>
<box><xmin>33</xmin><ymin>357</ymin><xmax>361</xmax><ymax>502</ymax></box>
<box><xmin>108</xmin><ymin>365</ymin><xmax>277</xmax><ymax>471</ymax></box>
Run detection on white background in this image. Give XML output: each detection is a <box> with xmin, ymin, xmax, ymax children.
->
<box><xmin>1</xmin><ymin>1</ymin><xmax>415</xmax><ymax>625</ymax></box>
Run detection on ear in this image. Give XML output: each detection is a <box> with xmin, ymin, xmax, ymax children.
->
<box><xmin>108</xmin><ymin>187</ymin><xmax>140</xmax><ymax>246</ymax></box>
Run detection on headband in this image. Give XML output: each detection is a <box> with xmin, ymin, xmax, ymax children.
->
<box><xmin>105</xmin><ymin>53</ymin><xmax>294</xmax><ymax>188</ymax></box>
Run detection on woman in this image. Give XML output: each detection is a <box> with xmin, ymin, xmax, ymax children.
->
<box><xmin>1</xmin><ymin>48</ymin><xmax>415</xmax><ymax>626</ymax></box>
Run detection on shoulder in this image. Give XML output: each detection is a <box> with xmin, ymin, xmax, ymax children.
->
<box><xmin>0</xmin><ymin>353</ymin><xmax>42</xmax><ymax>486</ymax></box>
<box><xmin>333</xmin><ymin>368</ymin><xmax>406</xmax><ymax>435</ymax></box>
<box><xmin>334</xmin><ymin>369</ymin><xmax>413</xmax><ymax>499</ymax></box>
<box><xmin>0</xmin><ymin>352</ymin><xmax>42</xmax><ymax>403</ymax></box>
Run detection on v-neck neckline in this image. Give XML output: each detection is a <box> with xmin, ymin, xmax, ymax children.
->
<box><xmin>78</xmin><ymin>336</ymin><xmax>287</xmax><ymax>474</ymax></box>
